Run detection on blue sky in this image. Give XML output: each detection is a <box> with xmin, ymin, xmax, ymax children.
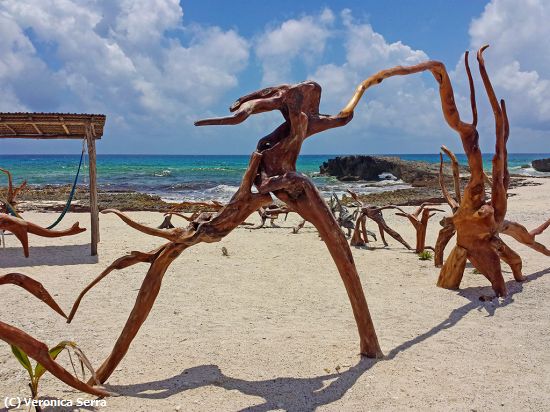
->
<box><xmin>1</xmin><ymin>0</ymin><xmax>549</xmax><ymax>154</ymax></box>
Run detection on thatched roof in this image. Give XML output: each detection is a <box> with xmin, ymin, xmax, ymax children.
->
<box><xmin>0</xmin><ymin>112</ymin><xmax>106</xmax><ymax>140</ymax></box>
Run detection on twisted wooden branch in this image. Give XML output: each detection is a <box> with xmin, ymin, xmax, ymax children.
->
<box><xmin>0</xmin><ymin>274</ymin><xmax>110</xmax><ymax>397</ymax></box>
<box><xmin>0</xmin><ymin>215</ymin><xmax>85</xmax><ymax>257</ymax></box>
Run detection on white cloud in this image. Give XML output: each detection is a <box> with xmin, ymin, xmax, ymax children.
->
<box><xmin>0</xmin><ymin>0</ymin><xmax>250</xmax><ymax>151</ymax></box>
<box><xmin>255</xmin><ymin>8</ymin><xmax>334</xmax><ymax>84</ymax></box>
<box><xmin>305</xmin><ymin>10</ymin><xmax>448</xmax><ymax>152</ymax></box>
<box><xmin>469</xmin><ymin>0</ymin><xmax>550</xmax><ymax>130</ymax></box>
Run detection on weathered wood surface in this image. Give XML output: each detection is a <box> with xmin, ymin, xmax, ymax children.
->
<box><xmin>0</xmin><ymin>167</ymin><xmax>27</xmax><ymax>215</ymax></box>
<box><xmin>0</xmin><ymin>273</ymin><xmax>110</xmax><ymax>397</ymax></box>
<box><xmin>395</xmin><ymin>203</ymin><xmax>445</xmax><ymax>253</ymax></box>
<box><xmin>71</xmin><ymin>80</ymin><xmax>390</xmax><ymax>385</ymax></box>
<box><xmin>347</xmin><ymin>189</ymin><xmax>411</xmax><ymax>249</ymax></box>
<box><xmin>0</xmin><ymin>214</ymin><xmax>85</xmax><ymax>257</ymax></box>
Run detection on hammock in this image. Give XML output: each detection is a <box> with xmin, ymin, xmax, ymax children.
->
<box><xmin>0</xmin><ymin>144</ymin><xmax>86</xmax><ymax>229</ymax></box>
<box><xmin>46</xmin><ymin>146</ymin><xmax>85</xmax><ymax>229</ymax></box>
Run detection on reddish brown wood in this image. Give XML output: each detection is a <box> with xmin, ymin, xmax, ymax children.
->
<box><xmin>0</xmin><ymin>273</ymin><xmax>109</xmax><ymax>397</ymax></box>
<box><xmin>434</xmin><ymin>47</ymin><xmax>522</xmax><ymax>296</ymax></box>
<box><xmin>347</xmin><ymin>190</ymin><xmax>412</xmax><ymax>249</ymax></box>
<box><xmin>0</xmin><ymin>167</ymin><xmax>26</xmax><ymax>215</ymax></box>
<box><xmin>253</xmin><ymin>203</ymin><xmax>292</xmax><ymax>229</ymax></box>
<box><xmin>0</xmin><ymin>214</ymin><xmax>85</xmax><ymax>257</ymax></box>
<box><xmin>70</xmin><ymin>82</ymin><xmax>389</xmax><ymax>385</ymax></box>
<box><xmin>395</xmin><ymin>203</ymin><xmax>445</xmax><ymax>253</ymax></box>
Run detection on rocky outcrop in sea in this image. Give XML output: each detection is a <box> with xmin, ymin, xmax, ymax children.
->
<box><xmin>319</xmin><ymin>155</ymin><xmax>468</xmax><ymax>187</ymax></box>
<box><xmin>532</xmin><ymin>158</ymin><xmax>550</xmax><ymax>172</ymax></box>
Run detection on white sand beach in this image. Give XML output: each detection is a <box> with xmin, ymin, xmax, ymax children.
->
<box><xmin>1</xmin><ymin>178</ymin><xmax>549</xmax><ymax>411</ymax></box>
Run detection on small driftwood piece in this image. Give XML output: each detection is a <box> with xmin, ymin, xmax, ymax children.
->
<box><xmin>70</xmin><ymin>80</ymin><xmax>385</xmax><ymax>386</ymax></box>
<box><xmin>0</xmin><ymin>214</ymin><xmax>85</xmax><ymax>257</ymax></box>
<box><xmin>331</xmin><ymin>193</ymin><xmax>360</xmax><ymax>238</ymax></box>
<box><xmin>0</xmin><ymin>167</ymin><xmax>27</xmax><ymax>216</ymax></box>
<box><xmin>252</xmin><ymin>203</ymin><xmax>291</xmax><ymax>229</ymax></box>
<box><xmin>0</xmin><ymin>273</ymin><xmax>109</xmax><ymax>397</ymax></box>
<box><xmin>395</xmin><ymin>203</ymin><xmax>445</xmax><ymax>253</ymax></box>
<box><xmin>347</xmin><ymin>190</ymin><xmax>411</xmax><ymax>249</ymax></box>
<box><xmin>158</xmin><ymin>200</ymin><xmax>225</xmax><ymax>229</ymax></box>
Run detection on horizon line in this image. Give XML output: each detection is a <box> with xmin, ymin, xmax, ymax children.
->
<box><xmin>1</xmin><ymin>152</ymin><xmax>549</xmax><ymax>156</ymax></box>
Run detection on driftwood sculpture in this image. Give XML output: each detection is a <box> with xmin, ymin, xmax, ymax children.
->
<box><xmin>0</xmin><ymin>167</ymin><xmax>27</xmax><ymax>215</ymax></box>
<box><xmin>347</xmin><ymin>190</ymin><xmax>411</xmax><ymax>249</ymax></box>
<box><xmin>158</xmin><ymin>200</ymin><xmax>225</xmax><ymax>229</ymax></box>
<box><xmin>331</xmin><ymin>193</ymin><xmax>361</xmax><ymax>238</ymax></box>
<box><xmin>433</xmin><ymin>47</ymin><xmax>550</xmax><ymax>297</ymax></box>
<box><xmin>253</xmin><ymin>203</ymin><xmax>292</xmax><ymax>229</ymax></box>
<box><xmin>0</xmin><ymin>214</ymin><xmax>85</xmax><ymax>257</ymax></box>
<box><xmin>437</xmin><ymin>146</ymin><xmax>550</xmax><ymax>267</ymax></box>
<box><xmin>395</xmin><ymin>203</ymin><xmax>445</xmax><ymax>253</ymax></box>
<box><xmin>43</xmin><ymin>45</ymin><xmax>549</xmax><ymax>392</ymax></box>
<box><xmin>69</xmin><ymin>79</ymin><xmax>390</xmax><ymax>386</ymax></box>
<box><xmin>0</xmin><ymin>273</ymin><xmax>109</xmax><ymax>397</ymax></box>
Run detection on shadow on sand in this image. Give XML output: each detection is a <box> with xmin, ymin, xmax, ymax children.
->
<box><xmin>108</xmin><ymin>267</ymin><xmax>549</xmax><ymax>411</ymax></box>
<box><xmin>0</xmin><ymin>243</ymin><xmax>97</xmax><ymax>267</ymax></box>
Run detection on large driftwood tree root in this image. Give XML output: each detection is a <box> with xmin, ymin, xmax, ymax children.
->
<box><xmin>395</xmin><ymin>203</ymin><xmax>445</xmax><ymax>253</ymax></box>
<box><xmin>437</xmin><ymin>142</ymin><xmax>550</xmax><ymax>269</ymax></box>
<box><xmin>0</xmin><ymin>214</ymin><xmax>85</xmax><ymax>257</ymax></box>
<box><xmin>72</xmin><ymin>81</ymin><xmax>393</xmax><ymax>385</ymax></box>
<box><xmin>433</xmin><ymin>47</ymin><xmax>530</xmax><ymax>297</ymax></box>
<box><xmin>347</xmin><ymin>190</ymin><xmax>411</xmax><ymax>249</ymax></box>
<box><xmin>0</xmin><ymin>273</ymin><xmax>110</xmax><ymax>397</ymax></box>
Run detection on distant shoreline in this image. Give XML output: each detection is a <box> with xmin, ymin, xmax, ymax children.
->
<box><xmin>6</xmin><ymin>174</ymin><xmax>547</xmax><ymax>213</ymax></box>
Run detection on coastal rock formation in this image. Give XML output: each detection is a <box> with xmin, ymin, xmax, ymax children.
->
<box><xmin>532</xmin><ymin>158</ymin><xmax>550</xmax><ymax>172</ymax></box>
<box><xmin>319</xmin><ymin>155</ymin><xmax>467</xmax><ymax>187</ymax></box>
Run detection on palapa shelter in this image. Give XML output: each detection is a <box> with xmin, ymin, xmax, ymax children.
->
<box><xmin>0</xmin><ymin>112</ymin><xmax>106</xmax><ymax>255</ymax></box>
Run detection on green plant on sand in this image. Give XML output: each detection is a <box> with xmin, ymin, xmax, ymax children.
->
<box><xmin>418</xmin><ymin>250</ymin><xmax>433</xmax><ymax>261</ymax></box>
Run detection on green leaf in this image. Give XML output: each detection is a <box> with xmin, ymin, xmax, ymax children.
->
<box><xmin>34</xmin><ymin>341</ymin><xmax>74</xmax><ymax>381</ymax></box>
<box><xmin>11</xmin><ymin>345</ymin><xmax>33</xmax><ymax>377</ymax></box>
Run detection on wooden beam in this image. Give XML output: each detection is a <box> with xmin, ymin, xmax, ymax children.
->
<box><xmin>0</xmin><ymin>134</ymin><xmax>100</xmax><ymax>140</ymax></box>
<box><xmin>59</xmin><ymin>117</ymin><xmax>70</xmax><ymax>135</ymax></box>
<box><xmin>85</xmin><ymin>124</ymin><xmax>100</xmax><ymax>256</ymax></box>
<box><xmin>31</xmin><ymin>123</ymin><xmax>43</xmax><ymax>135</ymax></box>
<box><xmin>2</xmin><ymin>124</ymin><xmax>17</xmax><ymax>135</ymax></box>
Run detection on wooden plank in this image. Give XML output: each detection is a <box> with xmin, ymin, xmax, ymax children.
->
<box><xmin>31</xmin><ymin>123</ymin><xmax>43</xmax><ymax>134</ymax></box>
<box><xmin>0</xmin><ymin>134</ymin><xmax>101</xmax><ymax>140</ymax></box>
<box><xmin>2</xmin><ymin>124</ymin><xmax>17</xmax><ymax>135</ymax></box>
<box><xmin>86</xmin><ymin>124</ymin><xmax>100</xmax><ymax>256</ymax></box>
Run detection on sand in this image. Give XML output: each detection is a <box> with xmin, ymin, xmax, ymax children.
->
<box><xmin>1</xmin><ymin>177</ymin><xmax>549</xmax><ymax>411</ymax></box>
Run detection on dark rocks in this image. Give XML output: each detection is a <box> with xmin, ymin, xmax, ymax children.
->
<box><xmin>532</xmin><ymin>158</ymin><xmax>550</xmax><ymax>172</ymax></box>
<box><xmin>319</xmin><ymin>155</ymin><xmax>468</xmax><ymax>187</ymax></box>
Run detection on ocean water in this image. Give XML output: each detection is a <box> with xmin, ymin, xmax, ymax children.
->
<box><xmin>0</xmin><ymin>153</ymin><xmax>548</xmax><ymax>202</ymax></box>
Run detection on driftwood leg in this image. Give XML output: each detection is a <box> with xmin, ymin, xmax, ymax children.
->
<box><xmin>272</xmin><ymin>176</ymin><xmax>382</xmax><ymax>358</ymax></box>
<box><xmin>434</xmin><ymin>219</ymin><xmax>456</xmax><ymax>268</ymax></box>
<box><xmin>494</xmin><ymin>238</ymin><xmax>523</xmax><ymax>282</ymax></box>
<box><xmin>500</xmin><ymin>219</ymin><xmax>550</xmax><ymax>256</ymax></box>
<box><xmin>360</xmin><ymin>217</ymin><xmax>370</xmax><ymax>244</ymax></box>
<box><xmin>350</xmin><ymin>215</ymin><xmax>366</xmax><ymax>247</ymax></box>
<box><xmin>375</xmin><ymin>219</ymin><xmax>411</xmax><ymax>249</ymax></box>
<box><xmin>437</xmin><ymin>245</ymin><xmax>467</xmax><ymax>289</ymax></box>
<box><xmin>376</xmin><ymin>223</ymin><xmax>388</xmax><ymax>247</ymax></box>
<box><xmin>93</xmin><ymin>242</ymin><xmax>187</xmax><ymax>383</ymax></box>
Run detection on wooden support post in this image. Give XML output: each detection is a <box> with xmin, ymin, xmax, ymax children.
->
<box><xmin>85</xmin><ymin>124</ymin><xmax>99</xmax><ymax>256</ymax></box>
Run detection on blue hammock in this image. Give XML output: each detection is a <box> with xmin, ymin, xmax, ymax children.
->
<box><xmin>46</xmin><ymin>148</ymin><xmax>85</xmax><ymax>229</ymax></box>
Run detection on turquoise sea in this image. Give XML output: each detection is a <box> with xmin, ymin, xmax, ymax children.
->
<box><xmin>0</xmin><ymin>154</ymin><xmax>548</xmax><ymax>202</ymax></box>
